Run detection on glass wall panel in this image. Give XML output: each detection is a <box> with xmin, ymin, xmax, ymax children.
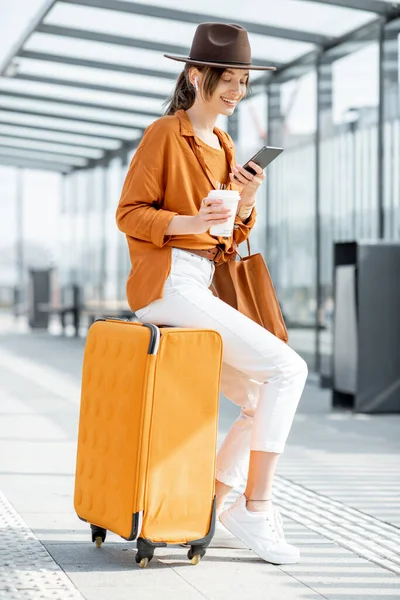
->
<box><xmin>68</xmin><ymin>172</ymin><xmax>79</xmax><ymax>286</ymax></box>
<box><xmin>105</xmin><ymin>157</ymin><xmax>128</xmax><ymax>307</ymax></box>
<box><xmin>318</xmin><ymin>25</ymin><xmax>380</xmax><ymax>377</ymax></box>
<box><xmin>84</xmin><ymin>167</ymin><xmax>104</xmax><ymax>306</ymax></box>
<box><xmin>0</xmin><ymin>167</ymin><xmax>18</xmax><ymax>305</ymax></box>
<box><xmin>73</xmin><ymin>170</ymin><xmax>89</xmax><ymax>295</ymax></box>
<box><xmin>117</xmin><ymin>158</ymin><xmax>132</xmax><ymax>303</ymax></box>
<box><xmin>59</xmin><ymin>173</ymin><xmax>74</xmax><ymax>289</ymax></box>
<box><xmin>383</xmin><ymin>18</ymin><xmax>400</xmax><ymax>241</ymax></box>
<box><xmin>0</xmin><ymin>166</ymin><xmax>62</xmax><ymax>308</ymax></box>
<box><xmin>267</xmin><ymin>67</ymin><xmax>317</xmax><ymax>369</ymax></box>
<box><xmin>237</xmin><ymin>90</ymin><xmax>268</xmax><ymax>257</ymax></box>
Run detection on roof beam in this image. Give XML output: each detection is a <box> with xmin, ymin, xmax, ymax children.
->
<box><xmin>35</xmin><ymin>24</ymin><xmax>284</xmax><ymax>69</ymax></box>
<box><xmin>73</xmin><ymin>133</ymin><xmax>143</xmax><ymax>170</ymax></box>
<box><xmin>13</xmin><ymin>74</ymin><xmax>167</xmax><ymax>100</ymax></box>
<box><xmin>0</xmin><ymin>0</ymin><xmax>56</xmax><ymax>76</ymax></box>
<box><xmin>37</xmin><ymin>23</ymin><xmax>189</xmax><ymax>54</ymax></box>
<box><xmin>0</xmin><ymin>128</ymin><xmax>115</xmax><ymax>151</ymax></box>
<box><xmin>0</xmin><ymin>106</ymin><xmax>155</xmax><ymax>130</ymax></box>
<box><xmin>62</xmin><ymin>0</ymin><xmax>329</xmax><ymax>45</ymax></box>
<box><xmin>0</xmin><ymin>119</ymin><xmax>138</xmax><ymax>142</ymax></box>
<box><xmin>0</xmin><ymin>140</ymin><xmax>96</xmax><ymax>160</ymax></box>
<box><xmin>17</xmin><ymin>50</ymin><xmax>178</xmax><ymax>80</ymax></box>
<box><xmin>0</xmin><ymin>145</ymin><xmax>87</xmax><ymax>166</ymax></box>
<box><xmin>0</xmin><ymin>155</ymin><xmax>71</xmax><ymax>173</ymax></box>
<box><xmin>253</xmin><ymin>16</ymin><xmax>385</xmax><ymax>86</ymax></box>
<box><xmin>0</xmin><ymin>89</ymin><xmax>161</xmax><ymax>117</ymax></box>
<box><xmin>299</xmin><ymin>0</ymin><xmax>398</xmax><ymax>16</ymax></box>
<box><xmin>0</xmin><ymin>134</ymin><xmax>104</xmax><ymax>157</ymax></box>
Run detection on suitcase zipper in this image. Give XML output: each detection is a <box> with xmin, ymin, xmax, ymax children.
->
<box><xmin>132</xmin><ymin>322</ymin><xmax>160</xmax><ymax>537</ymax></box>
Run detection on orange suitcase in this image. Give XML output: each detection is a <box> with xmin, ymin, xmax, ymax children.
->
<box><xmin>74</xmin><ymin>319</ymin><xmax>223</xmax><ymax>567</ymax></box>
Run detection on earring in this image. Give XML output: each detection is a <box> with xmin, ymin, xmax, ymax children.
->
<box><xmin>193</xmin><ymin>76</ymin><xmax>199</xmax><ymax>92</ymax></box>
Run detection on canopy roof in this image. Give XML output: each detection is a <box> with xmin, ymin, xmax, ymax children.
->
<box><xmin>0</xmin><ymin>0</ymin><xmax>399</xmax><ymax>173</ymax></box>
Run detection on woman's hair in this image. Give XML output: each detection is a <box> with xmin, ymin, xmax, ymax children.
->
<box><xmin>164</xmin><ymin>64</ymin><xmax>235</xmax><ymax>115</ymax></box>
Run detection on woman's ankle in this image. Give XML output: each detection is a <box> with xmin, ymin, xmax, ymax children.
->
<box><xmin>246</xmin><ymin>498</ymin><xmax>272</xmax><ymax>513</ymax></box>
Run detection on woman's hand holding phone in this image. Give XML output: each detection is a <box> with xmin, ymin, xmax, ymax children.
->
<box><xmin>230</xmin><ymin>161</ymin><xmax>265</xmax><ymax>206</ymax></box>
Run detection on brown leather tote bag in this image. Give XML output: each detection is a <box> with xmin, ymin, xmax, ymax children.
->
<box><xmin>211</xmin><ymin>240</ymin><xmax>288</xmax><ymax>343</ymax></box>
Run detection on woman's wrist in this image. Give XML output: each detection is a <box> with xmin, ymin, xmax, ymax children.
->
<box><xmin>237</xmin><ymin>206</ymin><xmax>254</xmax><ymax>221</ymax></box>
<box><xmin>238</xmin><ymin>193</ymin><xmax>256</xmax><ymax>208</ymax></box>
<box><xmin>165</xmin><ymin>215</ymin><xmax>201</xmax><ymax>235</ymax></box>
<box><xmin>237</xmin><ymin>196</ymin><xmax>256</xmax><ymax>221</ymax></box>
<box><xmin>238</xmin><ymin>195</ymin><xmax>256</xmax><ymax>211</ymax></box>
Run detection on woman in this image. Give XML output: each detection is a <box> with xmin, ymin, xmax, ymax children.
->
<box><xmin>116</xmin><ymin>22</ymin><xmax>308</xmax><ymax>565</ymax></box>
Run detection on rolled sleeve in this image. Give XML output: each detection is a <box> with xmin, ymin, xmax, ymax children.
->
<box><xmin>116</xmin><ymin>121</ymin><xmax>178</xmax><ymax>244</ymax></box>
<box><xmin>233</xmin><ymin>206</ymin><xmax>257</xmax><ymax>244</ymax></box>
<box><xmin>150</xmin><ymin>208</ymin><xmax>179</xmax><ymax>247</ymax></box>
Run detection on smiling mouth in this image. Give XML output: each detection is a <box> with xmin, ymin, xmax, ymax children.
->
<box><xmin>221</xmin><ymin>97</ymin><xmax>237</xmax><ymax>106</ymax></box>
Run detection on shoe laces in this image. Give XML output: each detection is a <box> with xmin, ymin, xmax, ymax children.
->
<box><xmin>272</xmin><ymin>505</ymin><xmax>285</xmax><ymax>540</ymax></box>
<box><xmin>263</xmin><ymin>510</ymin><xmax>279</xmax><ymax>543</ymax></box>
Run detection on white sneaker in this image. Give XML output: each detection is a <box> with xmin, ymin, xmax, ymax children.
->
<box><xmin>272</xmin><ymin>505</ymin><xmax>285</xmax><ymax>540</ymax></box>
<box><xmin>219</xmin><ymin>494</ymin><xmax>300</xmax><ymax>564</ymax></box>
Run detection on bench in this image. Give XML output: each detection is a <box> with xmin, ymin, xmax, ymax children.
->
<box><xmin>38</xmin><ymin>284</ymin><xmax>81</xmax><ymax>335</ymax></box>
<box><xmin>39</xmin><ymin>287</ymin><xmax>133</xmax><ymax>336</ymax></box>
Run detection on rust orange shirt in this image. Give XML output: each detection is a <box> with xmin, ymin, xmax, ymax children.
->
<box><xmin>199</xmin><ymin>141</ymin><xmax>229</xmax><ymax>190</ymax></box>
<box><xmin>116</xmin><ymin>109</ymin><xmax>256</xmax><ymax>312</ymax></box>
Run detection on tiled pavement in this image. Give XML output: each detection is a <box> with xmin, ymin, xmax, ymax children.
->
<box><xmin>1</xmin><ymin>314</ymin><xmax>400</xmax><ymax>599</ymax></box>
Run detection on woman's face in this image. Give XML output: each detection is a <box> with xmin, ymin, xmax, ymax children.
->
<box><xmin>199</xmin><ymin>68</ymin><xmax>249</xmax><ymax>116</ymax></box>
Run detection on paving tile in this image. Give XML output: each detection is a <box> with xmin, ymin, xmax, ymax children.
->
<box><xmin>1</xmin><ymin>327</ymin><xmax>400</xmax><ymax>600</ymax></box>
<box><xmin>161</xmin><ymin>548</ymin><xmax>322</xmax><ymax>600</ymax></box>
<box><xmin>80</xmin><ymin>586</ymin><xmax>205</xmax><ymax>600</ymax></box>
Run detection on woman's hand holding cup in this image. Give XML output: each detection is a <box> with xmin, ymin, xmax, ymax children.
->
<box><xmin>192</xmin><ymin>197</ymin><xmax>232</xmax><ymax>234</ymax></box>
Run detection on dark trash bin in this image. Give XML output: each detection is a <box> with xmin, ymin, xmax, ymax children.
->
<box><xmin>27</xmin><ymin>268</ymin><xmax>51</xmax><ymax>329</ymax></box>
<box><xmin>332</xmin><ymin>241</ymin><xmax>400</xmax><ymax>413</ymax></box>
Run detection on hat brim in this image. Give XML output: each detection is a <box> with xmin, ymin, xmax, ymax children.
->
<box><xmin>164</xmin><ymin>54</ymin><xmax>276</xmax><ymax>71</ymax></box>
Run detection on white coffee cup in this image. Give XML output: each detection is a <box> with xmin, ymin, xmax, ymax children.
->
<box><xmin>208</xmin><ymin>190</ymin><xmax>240</xmax><ymax>237</ymax></box>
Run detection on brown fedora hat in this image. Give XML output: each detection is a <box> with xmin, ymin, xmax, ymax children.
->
<box><xmin>164</xmin><ymin>23</ymin><xmax>276</xmax><ymax>71</ymax></box>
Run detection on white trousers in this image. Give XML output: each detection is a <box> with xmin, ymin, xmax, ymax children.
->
<box><xmin>136</xmin><ymin>248</ymin><xmax>308</xmax><ymax>488</ymax></box>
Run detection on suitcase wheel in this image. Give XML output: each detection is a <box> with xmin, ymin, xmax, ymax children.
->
<box><xmin>90</xmin><ymin>525</ymin><xmax>107</xmax><ymax>548</ymax></box>
<box><xmin>135</xmin><ymin>538</ymin><xmax>155</xmax><ymax>568</ymax></box>
<box><xmin>187</xmin><ymin>546</ymin><xmax>206</xmax><ymax>565</ymax></box>
<box><xmin>138</xmin><ymin>557</ymin><xmax>150</xmax><ymax>569</ymax></box>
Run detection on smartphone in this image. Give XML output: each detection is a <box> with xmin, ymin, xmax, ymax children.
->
<box><xmin>243</xmin><ymin>145</ymin><xmax>283</xmax><ymax>175</ymax></box>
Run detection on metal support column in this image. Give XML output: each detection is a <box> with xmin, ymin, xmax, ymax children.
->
<box><xmin>266</xmin><ymin>81</ymin><xmax>283</xmax><ymax>278</ymax></box>
<box><xmin>117</xmin><ymin>153</ymin><xmax>130</xmax><ymax>302</ymax></box>
<box><xmin>15</xmin><ymin>168</ymin><xmax>24</xmax><ymax>317</ymax></box>
<box><xmin>377</xmin><ymin>21</ymin><xmax>385</xmax><ymax>239</ymax></box>
<box><xmin>266</xmin><ymin>81</ymin><xmax>272</xmax><ymax>261</ymax></box>
<box><xmin>227</xmin><ymin>110</ymin><xmax>239</xmax><ymax>143</ymax></box>
<box><xmin>69</xmin><ymin>175</ymin><xmax>77</xmax><ymax>285</ymax></box>
<box><xmin>99</xmin><ymin>165</ymin><xmax>108</xmax><ymax>304</ymax></box>
<box><xmin>315</xmin><ymin>59</ymin><xmax>322</xmax><ymax>374</ymax></box>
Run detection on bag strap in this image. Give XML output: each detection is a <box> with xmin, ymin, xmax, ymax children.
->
<box><xmin>232</xmin><ymin>238</ymin><xmax>251</xmax><ymax>259</ymax></box>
